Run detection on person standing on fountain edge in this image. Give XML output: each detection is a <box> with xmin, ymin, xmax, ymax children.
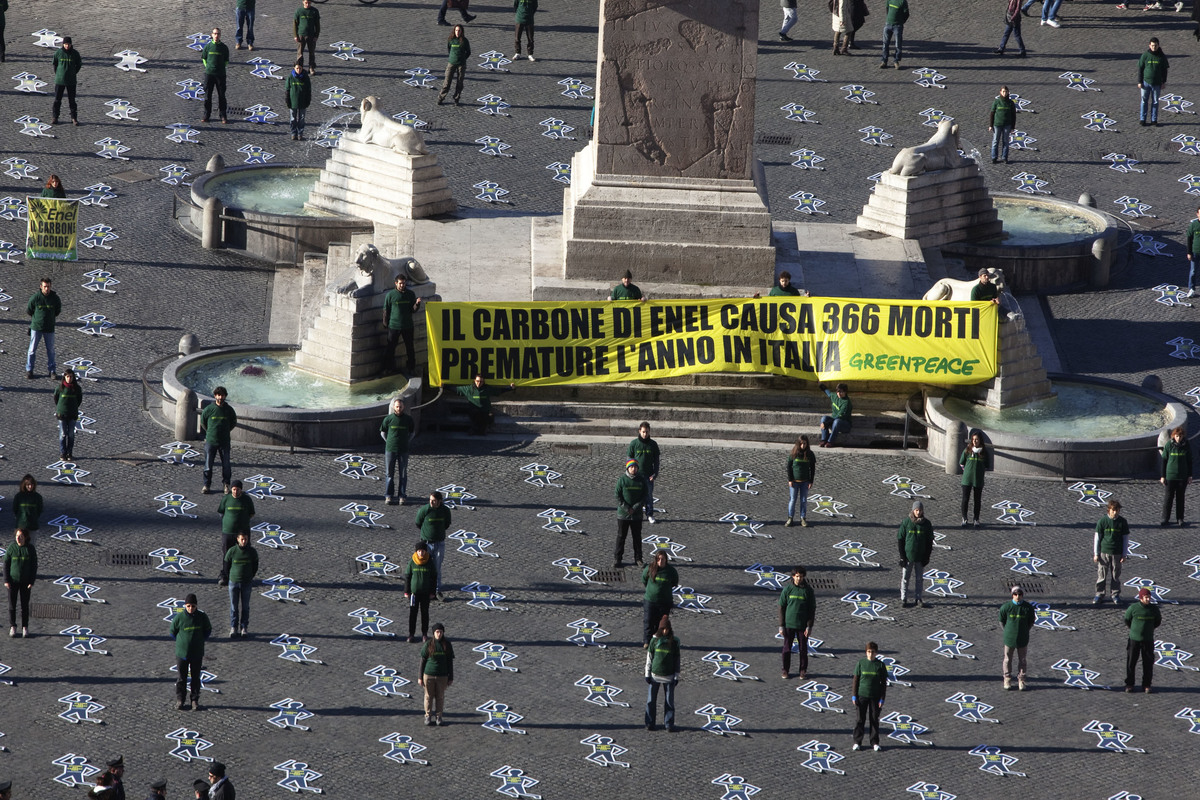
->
<box><xmin>383</xmin><ymin>275</ymin><xmax>422</xmax><ymax>375</ymax></box>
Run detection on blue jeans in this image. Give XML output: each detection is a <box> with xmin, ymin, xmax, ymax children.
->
<box><xmin>882</xmin><ymin>23</ymin><xmax>903</xmax><ymax>63</ymax></box>
<box><xmin>1019</xmin><ymin>0</ymin><xmax>1038</xmax><ymax>9</ymax></box>
<box><xmin>204</xmin><ymin>442</ymin><xmax>232</xmax><ymax>487</ymax></box>
<box><xmin>289</xmin><ymin>108</ymin><xmax>306</xmax><ymax>137</ymax></box>
<box><xmin>820</xmin><ymin>416</ymin><xmax>849</xmax><ymax>444</ymax></box>
<box><xmin>998</xmin><ymin>20</ymin><xmax>1025</xmax><ymax>53</ymax></box>
<box><xmin>788</xmin><ymin>482</ymin><xmax>811</xmax><ymax>519</ymax></box>
<box><xmin>1140</xmin><ymin>84</ymin><xmax>1161</xmax><ymax>123</ymax></box>
<box><xmin>26</xmin><ymin>330</ymin><xmax>56</xmax><ymax>374</ymax></box>
<box><xmin>645</xmin><ymin>679</ymin><xmax>676</xmax><ymax>728</ymax></box>
<box><xmin>385</xmin><ymin>451</ymin><xmax>409</xmax><ymax>500</ymax></box>
<box><xmin>1188</xmin><ymin>257</ymin><xmax>1196</xmax><ymax>290</ymax></box>
<box><xmin>991</xmin><ymin>125</ymin><xmax>1012</xmax><ymax>161</ymax></box>
<box><xmin>428</xmin><ymin>540</ymin><xmax>445</xmax><ymax>592</ymax></box>
<box><xmin>235</xmin><ymin>6</ymin><xmax>255</xmax><ymax>45</ymax></box>
<box><xmin>58</xmin><ymin>419</ymin><xmax>76</xmax><ymax>457</ymax></box>
<box><xmin>229</xmin><ymin>582</ymin><xmax>252</xmax><ymax>629</ymax></box>
<box><xmin>1040</xmin><ymin>0</ymin><xmax>1062</xmax><ymax>20</ymax></box>
<box><xmin>645</xmin><ymin>476</ymin><xmax>656</xmax><ymax>518</ymax></box>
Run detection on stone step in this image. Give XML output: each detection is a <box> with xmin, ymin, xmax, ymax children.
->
<box><xmin>516</xmin><ymin>383</ymin><xmax>920</xmax><ymax>413</ymax></box>
<box><xmin>308</xmin><ymin>315</ymin><xmax>391</xmax><ymax>343</ymax></box>
<box><xmin>310</xmin><ymin>169</ymin><xmax>453</xmax><ymax>210</ymax></box>
<box><xmin>318</xmin><ymin>155</ymin><xmax>450</xmax><ymax>190</ymax></box>
<box><xmin>295</xmin><ymin>337</ymin><xmax>399</xmax><ymax>367</ymax></box>
<box><xmin>860</xmin><ymin>197</ymin><xmax>998</xmax><ymax>227</ymax></box>
<box><xmin>306</xmin><ymin>187</ymin><xmax>456</xmax><ymax>224</ymax></box>
<box><xmin>869</xmin><ymin>184</ymin><xmax>992</xmax><ymax>212</ymax></box>
<box><xmin>292</xmin><ymin>350</ymin><xmax>383</xmax><ymax>382</ymax></box>
<box><xmin>333</xmin><ymin>136</ymin><xmax>446</xmax><ymax>170</ymax></box>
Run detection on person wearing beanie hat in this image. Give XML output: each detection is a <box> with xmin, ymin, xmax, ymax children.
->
<box><xmin>207</xmin><ymin>762</ymin><xmax>233</xmax><ymax>799</ymax></box>
<box><xmin>216</xmin><ymin>479</ymin><xmax>254</xmax><ymax>588</ymax></box>
<box><xmin>614</xmin><ymin>459</ymin><xmax>649</xmax><ymax>568</ymax></box>
<box><xmin>1124</xmin><ymin>587</ymin><xmax>1161</xmax><ymax>692</ymax></box>
<box><xmin>192</xmin><ymin>778</ymin><xmax>209</xmax><ymax>799</ymax></box>
<box><xmin>170</xmin><ymin>594</ymin><xmax>211</xmax><ymax>711</ymax></box>
<box><xmin>999</xmin><ymin>586</ymin><xmax>1035</xmax><ymax>690</ymax></box>
<box><xmin>51</xmin><ymin>36</ymin><xmax>82</xmax><ymax>125</ymax></box>
<box><xmin>626</xmin><ymin>422</ymin><xmax>660</xmax><ymax>524</ymax></box>
<box><xmin>897</xmin><ymin>501</ymin><xmax>934</xmax><ymax>607</ymax></box>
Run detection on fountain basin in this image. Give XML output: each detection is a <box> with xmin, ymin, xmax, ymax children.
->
<box><xmin>926</xmin><ymin>374</ymin><xmax>1186</xmax><ymax>478</ymax></box>
<box><xmin>941</xmin><ymin>195</ymin><xmax>1125</xmax><ymax>293</ymax></box>
<box><xmin>189</xmin><ymin>165</ymin><xmax>371</xmax><ymax>263</ymax></box>
<box><xmin>162</xmin><ymin>345</ymin><xmax>419</xmax><ymax>449</ymax></box>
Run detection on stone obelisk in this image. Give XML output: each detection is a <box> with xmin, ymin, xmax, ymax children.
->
<box><xmin>561</xmin><ymin>0</ymin><xmax>775</xmax><ymax>284</ymax></box>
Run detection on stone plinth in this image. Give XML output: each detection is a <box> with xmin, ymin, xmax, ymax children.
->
<box><xmin>856</xmin><ymin>165</ymin><xmax>1002</xmax><ymax>247</ymax></box>
<box><xmin>306</xmin><ymin>137</ymin><xmax>455</xmax><ymax>225</ymax></box>
<box><xmin>562</xmin><ymin>0</ymin><xmax>774</xmax><ymax>283</ymax></box>
<box><xmin>953</xmin><ymin>316</ymin><xmax>1055</xmax><ymax>409</ymax></box>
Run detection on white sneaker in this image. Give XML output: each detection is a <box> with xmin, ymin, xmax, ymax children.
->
<box><xmin>1040</xmin><ymin>18</ymin><xmax>1046</xmax><ymax>23</ymax></box>
<box><xmin>1187</xmin><ymin>288</ymin><xmax>1196</xmax><ymax>298</ymax></box>
<box><xmin>852</xmin><ymin>743</ymin><xmax>861</xmax><ymax>751</ymax></box>
<box><xmin>511</xmin><ymin>53</ymin><xmax>521</xmax><ymax>60</ymax></box>
<box><xmin>1176</xmin><ymin>1</ymin><xmax>1184</xmax><ymax>10</ymax></box>
<box><xmin>527</xmin><ymin>55</ymin><xmax>536</xmax><ymax>62</ymax></box>
<box><xmin>7</xmin><ymin>627</ymin><xmax>13</xmax><ymax>638</ymax></box>
<box><xmin>873</xmin><ymin>744</ymin><xmax>881</xmax><ymax>751</ymax></box>
<box><xmin>646</xmin><ymin>515</ymin><xmax>657</xmax><ymax>524</ymax></box>
<box><xmin>1046</xmin><ymin>17</ymin><xmax>1061</xmax><ymax>25</ymax></box>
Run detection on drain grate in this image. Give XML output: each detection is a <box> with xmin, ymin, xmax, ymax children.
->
<box><xmin>31</xmin><ymin>602</ymin><xmax>81</xmax><ymax>620</ymax></box>
<box><xmin>104</xmin><ymin>551</ymin><xmax>153</xmax><ymax>567</ymax></box>
<box><xmin>595</xmin><ymin>569</ymin><xmax>625</xmax><ymax>583</ymax></box>
<box><xmin>1006</xmin><ymin>580</ymin><xmax>1045</xmax><ymax>594</ymax></box>
<box><xmin>808</xmin><ymin>576</ymin><xmax>839</xmax><ymax>591</ymax></box>
<box><xmin>756</xmin><ymin>133</ymin><xmax>794</xmax><ymax>146</ymax></box>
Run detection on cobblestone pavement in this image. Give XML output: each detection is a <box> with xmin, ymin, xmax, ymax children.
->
<box><xmin>0</xmin><ymin>0</ymin><xmax>1198</xmax><ymax>798</ymax></box>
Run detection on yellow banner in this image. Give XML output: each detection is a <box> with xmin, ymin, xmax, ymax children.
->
<box><xmin>426</xmin><ymin>298</ymin><xmax>998</xmax><ymax>387</ymax></box>
<box><xmin>26</xmin><ymin>197</ymin><xmax>79</xmax><ymax>261</ymax></box>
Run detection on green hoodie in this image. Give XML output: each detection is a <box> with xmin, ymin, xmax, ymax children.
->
<box><xmin>989</xmin><ymin>95</ymin><xmax>1016</xmax><ymax>128</ymax></box>
<box><xmin>897</xmin><ymin>515</ymin><xmax>933</xmax><ymax>563</ymax></box>
<box><xmin>416</xmin><ymin>503</ymin><xmax>452</xmax><ymax>543</ymax></box>
<box><xmin>170</xmin><ymin>609</ymin><xmax>212</xmax><ymax>659</ymax></box>
<box><xmin>218</xmin><ymin>492</ymin><xmax>255</xmax><ymax>534</ymax></box>
<box><xmin>852</xmin><ymin>656</ymin><xmax>888</xmax><ymax>700</ymax></box>
<box><xmin>405</xmin><ymin>551</ymin><xmax>437</xmax><ymax>595</ymax></box>
<box><xmin>885</xmin><ymin>0</ymin><xmax>909</xmax><ymax>24</ymax></box>
<box><xmin>627</xmin><ymin>436</ymin><xmax>660</xmax><ymax>476</ymax></box>
<box><xmin>380</xmin><ymin>412</ymin><xmax>415</xmax><ymax>453</ymax></box>
<box><xmin>27</xmin><ymin>289</ymin><xmax>61</xmax><ymax>332</ymax></box>
<box><xmin>999</xmin><ymin>599</ymin><xmax>1035</xmax><ymax>647</ymax></box>
<box><xmin>1124</xmin><ymin>600</ymin><xmax>1161</xmax><ymax>642</ymax></box>
<box><xmin>515</xmin><ymin>0</ymin><xmax>538</xmax><ymax>23</ymax></box>
<box><xmin>200</xmin><ymin>40</ymin><xmax>230</xmax><ymax>77</ymax></box>
<box><xmin>447</xmin><ymin>35</ymin><xmax>472</xmax><ymax>66</ymax></box>
<box><xmin>286</xmin><ymin>69</ymin><xmax>311</xmax><ymax>110</ymax></box>
<box><xmin>200</xmin><ymin>401</ymin><xmax>238</xmax><ymax>446</ymax></box>
<box><xmin>1094</xmin><ymin>514</ymin><xmax>1129</xmax><ymax>556</ymax></box>
<box><xmin>1162</xmin><ymin>439</ymin><xmax>1193</xmax><ymax>481</ymax></box>
<box><xmin>647</xmin><ymin>634</ymin><xmax>680</xmax><ymax>677</ymax></box>
<box><xmin>4</xmin><ymin>541</ymin><xmax>38</xmax><ymax>585</ymax></box>
<box><xmin>615</xmin><ymin>473</ymin><xmax>649</xmax><ymax>519</ymax></box>
<box><xmin>53</xmin><ymin>46</ymin><xmax>82</xmax><ymax>86</ymax></box>
<box><xmin>420</xmin><ymin>637</ymin><xmax>454</xmax><ymax>677</ymax></box>
<box><xmin>642</xmin><ymin>564</ymin><xmax>678</xmax><ymax>605</ymax></box>
<box><xmin>13</xmin><ymin>490</ymin><xmax>43</xmax><ymax>531</ymax></box>
<box><xmin>223</xmin><ymin>542</ymin><xmax>259</xmax><ymax>584</ymax></box>
<box><xmin>778</xmin><ymin>581</ymin><xmax>816</xmax><ymax>629</ymax></box>
<box><xmin>54</xmin><ymin>382</ymin><xmax>83</xmax><ymax>421</ymax></box>
<box><xmin>1137</xmin><ymin>47</ymin><xmax>1169</xmax><ymax>86</ymax></box>
<box><xmin>788</xmin><ymin>451</ymin><xmax>816</xmax><ymax>483</ymax></box>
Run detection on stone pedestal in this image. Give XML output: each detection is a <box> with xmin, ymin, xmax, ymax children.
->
<box><xmin>562</xmin><ymin>0</ymin><xmax>774</xmax><ymax>283</ymax></box>
<box><xmin>306</xmin><ymin>137</ymin><xmax>455</xmax><ymax>225</ymax></box>
<box><xmin>953</xmin><ymin>316</ymin><xmax>1055</xmax><ymax>409</ymax></box>
<box><xmin>856</xmin><ymin>165</ymin><xmax>1002</xmax><ymax>248</ymax></box>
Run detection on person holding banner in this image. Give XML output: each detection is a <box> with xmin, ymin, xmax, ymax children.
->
<box><xmin>50</xmin><ymin>37</ymin><xmax>82</xmax><ymax>125</ymax></box>
<box><xmin>818</xmin><ymin>383</ymin><xmax>852</xmax><ymax>447</ymax></box>
<box><xmin>754</xmin><ymin>270</ymin><xmax>806</xmax><ymax>298</ymax></box>
<box><xmin>26</xmin><ymin>278</ymin><xmax>61</xmax><ymax>380</ymax></box>
<box><xmin>54</xmin><ymin>369</ymin><xmax>83</xmax><ymax>460</ymax></box>
<box><xmin>455</xmin><ymin>374</ymin><xmax>513</xmax><ymax>435</ymax></box>
<box><xmin>41</xmin><ymin>175</ymin><xmax>66</xmax><ymax>198</ymax></box>
<box><xmin>614</xmin><ymin>459</ymin><xmax>650</xmax><ymax>569</ymax></box>
<box><xmin>610</xmin><ymin>270</ymin><xmax>645</xmax><ymax>302</ymax></box>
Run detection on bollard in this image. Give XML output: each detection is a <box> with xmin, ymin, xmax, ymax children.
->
<box><xmin>201</xmin><ymin>197</ymin><xmax>222</xmax><ymax>250</ymax></box>
<box><xmin>1090</xmin><ymin>235</ymin><xmax>1112</xmax><ymax>289</ymax></box>
<box><xmin>178</xmin><ymin>333</ymin><xmax>201</xmax><ymax>356</ymax></box>
<box><xmin>1077</xmin><ymin>192</ymin><xmax>1095</xmax><ymax>208</ymax></box>
<box><xmin>1141</xmin><ymin>374</ymin><xmax>1163</xmax><ymax>394</ymax></box>
<box><xmin>175</xmin><ymin>388</ymin><xmax>198</xmax><ymax>441</ymax></box>
<box><xmin>944</xmin><ymin>418</ymin><xmax>965</xmax><ymax>476</ymax></box>
<box><xmin>205</xmin><ymin>154</ymin><xmax>226</xmax><ymax>174</ymax></box>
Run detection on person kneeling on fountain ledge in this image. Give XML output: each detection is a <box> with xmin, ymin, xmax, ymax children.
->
<box><xmin>455</xmin><ymin>374</ymin><xmax>514</xmax><ymax>435</ymax></box>
<box><xmin>970</xmin><ymin>268</ymin><xmax>1021</xmax><ymax>322</ymax></box>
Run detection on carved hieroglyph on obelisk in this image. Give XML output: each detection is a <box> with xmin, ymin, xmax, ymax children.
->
<box><xmin>561</xmin><ymin>0</ymin><xmax>774</xmax><ymax>284</ymax></box>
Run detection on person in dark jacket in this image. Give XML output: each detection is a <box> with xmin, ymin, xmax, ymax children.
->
<box><xmin>988</xmin><ymin>85</ymin><xmax>1017</xmax><ymax>164</ymax></box>
<box><xmin>898</xmin><ymin>501</ymin><xmax>934</xmax><ymax>607</ymax></box>
<box><xmin>1093</xmin><ymin>499</ymin><xmax>1129</xmax><ymax>605</ymax></box>
<box><xmin>206</xmin><ymin>763</ymin><xmax>234</xmax><ymax>800</ymax></box>
<box><xmin>959</xmin><ymin>431</ymin><xmax>989</xmax><ymax>526</ymax></box>
<box><xmin>294</xmin><ymin>0</ymin><xmax>320</xmax><ymax>73</ymax></box>
<box><xmin>786</xmin><ymin>435</ymin><xmax>816</xmax><ymax>527</ymax></box>
<box><xmin>285</xmin><ymin>61</ymin><xmax>311</xmax><ymax>141</ymax></box>
<box><xmin>26</xmin><ymin>277</ymin><xmax>61</xmax><ymax>380</ymax></box>
<box><xmin>1160</xmin><ymin>425</ymin><xmax>1193</xmax><ymax>526</ymax></box>
<box><xmin>200</xmin><ymin>27</ymin><xmax>230</xmax><ymax>123</ymax></box>
<box><xmin>13</xmin><ymin>475</ymin><xmax>44</xmax><ymax>544</ymax></box>
<box><xmin>418</xmin><ymin>623</ymin><xmax>454</xmax><ymax>726</ymax></box>
<box><xmin>51</xmin><ymin>36</ymin><xmax>82</xmax><ymax>125</ymax></box>
<box><xmin>627</xmin><ymin>422</ymin><xmax>660</xmax><ymax>523</ymax></box>
<box><xmin>437</xmin><ymin>25</ymin><xmax>471</xmax><ymax>106</ymax></box>
<box><xmin>614</xmin><ymin>459</ymin><xmax>650</xmax><ymax>568</ymax></box>
<box><xmin>54</xmin><ymin>369</ymin><xmax>83</xmax><ymax>459</ymax></box>
<box><xmin>1124</xmin><ymin>587</ymin><xmax>1161</xmax><ymax>692</ymax></box>
<box><xmin>641</xmin><ymin>552</ymin><xmax>678</xmax><ymax>646</ymax></box>
<box><xmin>438</xmin><ymin>0</ymin><xmax>476</xmax><ymax>26</ymax></box>
<box><xmin>41</xmin><ymin>174</ymin><xmax>66</xmax><ymax>198</ymax></box>
<box><xmin>851</xmin><ymin>641</ymin><xmax>887</xmax><ymax>749</ymax></box>
<box><xmin>995</xmin><ymin>0</ymin><xmax>1026</xmax><ymax>58</ymax></box>
<box><xmin>223</xmin><ymin>531</ymin><xmax>259</xmax><ymax>638</ymax></box>
<box><xmin>416</xmin><ymin>492</ymin><xmax>452</xmax><ymax>599</ymax></box>
<box><xmin>405</xmin><ymin>541</ymin><xmax>437</xmax><ymax>642</ymax></box>
<box><xmin>999</xmin><ymin>586</ymin><xmax>1034</xmax><ymax>690</ymax></box>
<box><xmin>778</xmin><ymin>566</ymin><xmax>816</xmax><ymax>679</ymax></box>
<box><xmin>818</xmin><ymin>383</ymin><xmax>852</xmax><ymax>447</ymax></box>
<box><xmin>4</xmin><ymin>529</ymin><xmax>37</xmax><ymax>638</ymax></box>
<box><xmin>455</xmin><ymin>374</ymin><xmax>514</xmax><ymax>434</ymax></box>
<box><xmin>169</xmin><ymin>593</ymin><xmax>212</xmax><ymax>711</ymax></box>
<box><xmin>1137</xmin><ymin>37</ymin><xmax>1168</xmax><ymax>126</ymax></box>
<box><xmin>645</xmin><ymin>615</ymin><xmax>680</xmax><ymax>731</ymax></box>
<box><xmin>103</xmin><ymin>755</ymin><xmax>125</xmax><ymax>800</ymax></box>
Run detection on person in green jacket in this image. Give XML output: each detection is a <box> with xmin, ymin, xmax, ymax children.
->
<box><xmin>513</xmin><ymin>0</ymin><xmax>538</xmax><ymax>61</ymax></box>
<box><xmin>898</xmin><ymin>501</ymin><xmax>934</xmax><ymax>607</ymax></box>
<box><xmin>642</xmin><ymin>552</ymin><xmax>678</xmax><ymax>646</ymax></box>
<box><xmin>54</xmin><ymin>369</ymin><xmax>83</xmax><ymax>460</ymax></box>
<box><xmin>200</xmin><ymin>386</ymin><xmax>237</xmax><ymax>494</ymax></box>
<box><xmin>1184</xmin><ymin>206</ymin><xmax>1199</xmax><ymax>299</ymax></box>
<box><xmin>455</xmin><ymin>374</ymin><xmax>514</xmax><ymax>434</ymax></box>
<box><xmin>818</xmin><ymin>382</ymin><xmax>851</xmax><ymax>447</ymax></box>
<box><xmin>235</xmin><ymin>0</ymin><xmax>256</xmax><ymax>50</ymax></box>
<box><xmin>627</xmin><ymin>422</ymin><xmax>660</xmax><ymax>523</ymax></box>
<box><xmin>881</xmin><ymin>0</ymin><xmax>908</xmax><ymax>68</ymax></box>
<box><xmin>645</xmin><ymin>615</ymin><xmax>680</xmax><ymax>731</ymax></box>
<box><xmin>418</xmin><ymin>622</ymin><xmax>454</xmax><ymax>726</ymax></box>
<box><xmin>615</xmin><ymin>459</ymin><xmax>650</xmax><ymax>568</ymax></box>
<box><xmin>1160</xmin><ymin>425</ymin><xmax>1193</xmax><ymax>527</ymax></box>
<box><xmin>1137</xmin><ymin>38</ymin><xmax>1168</xmax><ymax>126</ymax></box>
<box><xmin>1094</xmin><ymin>499</ymin><xmax>1129</xmax><ymax>605</ymax></box>
<box><xmin>999</xmin><ymin>585</ymin><xmax>1034</xmax><ymax>690</ymax></box>
<box><xmin>4</xmin><ymin>529</ymin><xmax>37</xmax><ymax>638</ymax></box>
<box><xmin>988</xmin><ymin>85</ymin><xmax>1017</xmax><ymax>164</ymax></box>
<box><xmin>285</xmin><ymin>61</ymin><xmax>311</xmax><ymax>141</ymax></box>
<box><xmin>778</xmin><ymin>566</ymin><xmax>816</xmax><ymax>679</ymax></box>
<box><xmin>851</xmin><ymin>641</ymin><xmax>887</xmax><ymax>750</ymax></box>
<box><xmin>13</xmin><ymin>475</ymin><xmax>43</xmax><ymax>543</ymax></box>
<box><xmin>26</xmin><ymin>277</ymin><xmax>61</xmax><ymax>380</ymax></box>
<box><xmin>786</xmin><ymin>435</ymin><xmax>816</xmax><ymax>527</ymax></box>
<box><xmin>383</xmin><ymin>275</ymin><xmax>423</xmax><ymax>376</ymax></box>
<box><xmin>223</xmin><ymin>531</ymin><xmax>258</xmax><ymax>638</ymax></box>
<box><xmin>404</xmin><ymin>541</ymin><xmax>437</xmax><ymax>642</ymax></box>
<box><xmin>380</xmin><ymin>397</ymin><xmax>415</xmax><ymax>506</ymax></box>
<box><xmin>41</xmin><ymin>174</ymin><xmax>66</xmax><ymax>198</ymax></box>
<box><xmin>294</xmin><ymin>0</ymin><xmax>320</xmax><ymax>73</ymax></box>
<box><xmin>51</xmin><ymin>37</ymin><xmax>82</xmax><ymax>125</ymax></box>
<box><xmin>200</xmin><ymin>27</ymin><xmax>230</xmax><ymax>124</ymax></box>
<box><xmin>1124</xmin><ymin>587</ymin><xmax>1161</xmax><ymax>692</ymax></box>
<box><xmin>416</xmin><ymin>492</ymin><xmax>452</xmax><ymax>598</ymax></box>
<box><xmin>437</xmin><ymin>26</ymin><xmax>471</xmax><ymax>106</ymax></box>
<box><xmin>610</xmin><ymin>270</ymin><xmax>644</xmax><ymax>301</ymax></box>
<box><xmin>216</xmin><ymin>480</ymin><xmax>255</xmax><ymax>587</ymax></box>
<box><xmin>170</xmin><ymin>593</ymin><xmax>212</xmax><ymax>710</ymax></box>
<box><xmin>959</xmin><ymin>431</ymin><xmax>989</xmax><ymax>527</ymax></box>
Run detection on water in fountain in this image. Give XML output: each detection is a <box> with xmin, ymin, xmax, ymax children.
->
<box><xmin>181</xmin><ymin>351</ymin><xmax>403</xmax><ymax>409</ymax></box>
<box><xmin>944</xmin><ymin>381</ymin><xmax>1170</xmax><ymax>439</ymax></box>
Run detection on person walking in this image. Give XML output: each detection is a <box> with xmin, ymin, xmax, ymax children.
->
<box><xmin>294</xmin><ymin>0</ymin><xmax>320</xmax><ymax>74</ymax></box>
<box><xmin>206</xmin><ymin>764</ymin><xmax>234</xmax><ymax>800</ymax></box>
<box><xmin>404</xmin><ymin>541</ymin><xmax>436</xmax><ymax>642</ymax></box>
<box><xmin>778</xmin><ymin>566</ymin><xmax>816</xmax><ymax>679</ymax></box>
<box><xmin>234</xmin><ymin>0</ymin><xmax>255</xmax><ymax>51</ymax></box>
<box><xmin>818</xmin><ymin>383</ymin><xmax>852</xmax><ymax>447</ymax></box>
<box><xmin>880</xmin><ymin>0</ymin><xmax>908</xmax><ymax>68</ymax></box>
<box><xmin>614</xmin><ymin>459</ymin><xmax>650</xmax><ymax>568</ymax></box>
<box><xmin>169</xmin><ymin>593</ymin><xmax>212</xmax><ymax>711</ymax></box>
<box><xmin>1160</xmin><ymin>425</ymin><xmax>1193</xmax><ymax>526</ymax></box>
<box><xmin>455</xmin><ymin>374</ymin><xmax>514</xmax><ymax>435</ymax></box>
<box><xmin>437</xmin><ymin>25</ymin><xmax>471</xmax><ymax>106</ymax></box>
<box><xmin>513</xmin><ymin>0</ymin><xmax>538</xmax><ymax>62</ymax></box>
<box><xmin>831</xmin><ymin>0</ymin><xmax>851</xmax><ymax>54</ymax></box>
<box><xmin>1184</xmin><ymin>206</ymin><xmax>1200</xmax><ymax>299</ymax></box>
<box><xmin>641</xmin><ymin>552</ymin><xmax>677</xmax><ymax>646</ymax></box>
<box><xmin>418</xmin><ymin>622</ymin><xmax>454</xmax><ymax>726</ymax></box>
<box><xmin>200</xmin><ymin>387</ymin><xmax>237</xmax><ymax>495</ymax></box>
<box><xmin>438</xmin><ymin>0</ymin><xmax>476</xmax><ymax>26</ymax></box>
<box><xmin>999</xmin><ymin>586</ymin><xmax>1034</xmax><ymax>690</ymax></box>
<box><xmin>987</xmin><ymin>86</ymin><xmax>1017</xmax><ymax>164</ymax></box>
<box><xmin>1035</xmin><ymin>0</ymin><xmax>1062</xmax><ymax>26</ymax></box>
<box><xmin>26</xmin><ymin>277</ymin><xmax>61</xmax><ymax>380</ymax></box>
<box><xmin>54</xmin><ymin>369</ymin><xmax>84</xmax><ymax>460</ymax></box>
<box><xmin>959</xmin><ymin>431</ymin><xmax>989</xmax><ymax>526</ymax></box>
<box><xmin>1094</xmin><ymin>499</ymin><xmax>1129</xmax><ymax>604</ymax></box>
<box><xmin>285</xmin><ymin>61</ymin><xmax>310</xmax><ymax>141</ymax></box>
<box><xmin>1124</xmin><ymin>587</ymin><xmax>1161</xmax><ymax>692</ymax></box>
<box><xmin>103</xmin><ymin>756</ymin><xmax>125</xmax><ymax>800</ymax></box>
<box><xmin>216</xmin><ymin>480</ymin><xmax>254</xmax><ymax>588</ymax></box>
<box><xmin>4</xmin><ymin>529</ymin><xmax>37</xmax><ymax>638</ymax></box>
<box><xmin>42</xmin><ymin>174</ymin><xmax>66</xmax><ymax>198</ymax></box>
<box><xmin>997</xmin><ymin>0</ymin><xmax>1027</xmax><ymax>56</ymax></box>
<box><xmin>898</xmin><ymin>501</ymin><xmax>934</xmax><ymax>607</ymax></box>
<box><xmin>786</xmin><ymin>435</ymin><xmax>816</xmax><ymax>527</ymax></box>
<box><xmin>383</xmin><ymin>275</ymin><xmax>422</xmax><ymax>375</ymax></box>
<box><xmin>780</xmin><ymin>0</ymin><xmax>799</xmax><ymax>41</ymax></box>
<box><xmin>223</xmin><ymin>531</ymin><xmax>258</xmax><ymax>638</ymax></box>
<box><xmin>627</xmin><ymin>422</ymin><xmax>660</xmax><ymax>524</ymax></box>
<box><xmin>13</xmin><ymin>475</ymin><xmax>44</xmax><ymax>544</ymax></box>
<box><xmin>1137</xmin><ymin>38</ymin><xmax>1168</xmax><ymax>127</ymax></box>
<box><xmin>415</xmin><ymin>492</ymin><xmax>451</xmax><ymax>600</ymax></box>
<box><xmin>200</xmin><ymin>28</ymin><xmax>230</xmax><ymax>124</ymax></box>
<box><xmin>51</xmin><ymin>36</ymin><xmax>82</xmax><ymax>125</ymax></box>
<box><xmin>645</xmin><ymin>615</ymin><xmax>680</xmax><ymax>731</ymax></box>
<box><xmin>851</xmin><ymin>641</ymin><xmax>887</xmax><ymax>750</ymax></box>
<box><xmin>381</xmin><ymin>397</ymin><xmax>415</xmax><ymax>506</ymax></box>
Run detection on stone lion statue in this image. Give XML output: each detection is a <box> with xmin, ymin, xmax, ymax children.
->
<box><xmin>355</xmin><ymin>243</ymin><xmax>429</xmax><ymax>285</ymax></box>
<box><xmin>923</xmin><ymin>267</ymin><xmax>1006</xmax><ymax>302</ymax></box>
<box><xmin>887</xmin><ymin>119</ymin><xmax>969</xmax><ymax>177</ymax></box>
<box><xmin>354</xmin><ymin>96</ymin><xmax>428</xmax><ymax>155</ymax></box>
<box><xmin>326</xmin><ymin>260</ymin><xmax>376</xmax><ymax>298</ymax></box>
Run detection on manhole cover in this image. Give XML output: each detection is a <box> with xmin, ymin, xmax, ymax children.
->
<box><xmin>1006</xmin><ymin>580</ymin><xmax>1044</xmax><ymax>594</ymax></box>
<box><xmin>755</xmin><ymin>133</ymin><xmax>793</xmax><ymax>146</ymax></box>
<box><xmin>104</xmin><ymin>551</ymin><xmax>153</xmax><ymax>567</ymax></box>
<box><xmin>106</xmin><ymin>169</ymin><xmax>156</xmax><ymax>183</ymax></box>
<box><xmin>31</xmin><ymin>603</ymin><xmax>81</xmax><ymax>620</ymax></box>
<box><xmin>808</xmin><ymin>576</ymin><xmax>839</xmax><ymax>591</ymax></box>
<box><xmin>849</xmin><ymin>229</ymin><xmax>888</xmax><ymax>240</ymax></box>
<box><xmin>595</xmin><ymin>569</ymin><xmax>625</xmax><ymax>583</ymax></box>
